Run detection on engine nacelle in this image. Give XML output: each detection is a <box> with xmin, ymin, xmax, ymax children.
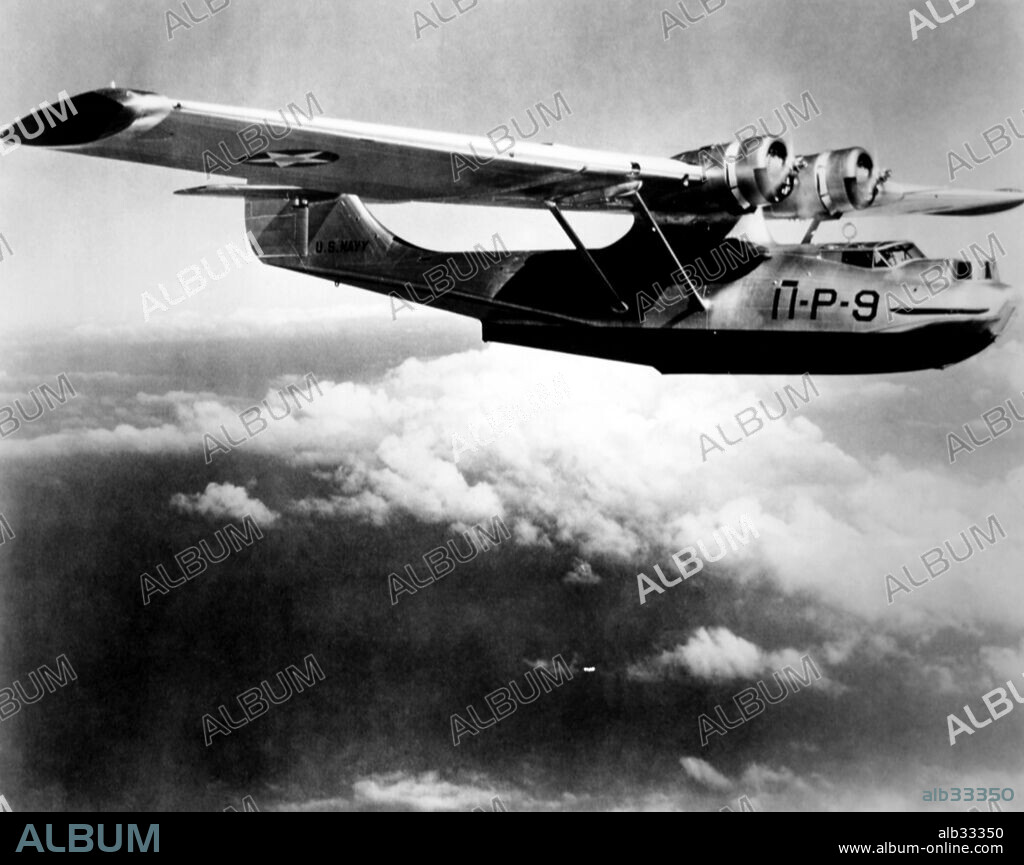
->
<box><xmin>770</xmin><ymin>147</ymin><xmax>882</xmax><ymax>218</ymax></box>
<box><xmin>674</xmin><ymin>136</ymin><xmax>795</xmax><ymax>214</ymax></box>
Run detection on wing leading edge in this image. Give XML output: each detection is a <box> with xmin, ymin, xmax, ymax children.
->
<box><xmin>2</xmin><ymin>87</ymin><xmax>704</xmax><ymax>210</ymax></box>
<box><xmin>7</xmin><ymin>87</ymin><xmax>1021</xmax><ymax>224</ymax></box>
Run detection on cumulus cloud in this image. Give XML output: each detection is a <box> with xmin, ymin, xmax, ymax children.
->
<box><xmin>170</xmin><ymin>482</ymin><xmax>279</xmax><ymax>526</ymax></box>
<box><xmin>626</xmin><ymin>627</ymin><xmax>812</xmax><ymax>683</ymax></box>
<box><xmin>980</xmin><ymin>639</ymin><xmax>1024</xmax><ymax>680</ymax></box>
<box><xmin>5</xmin><ymin>342</ymin><xmax>1023</xmax><ymax>636</ymax></box>
<box><xmin>562</xmin><ymin>557</ymin><xmax>602</xmax><ymax>586</ymax></box>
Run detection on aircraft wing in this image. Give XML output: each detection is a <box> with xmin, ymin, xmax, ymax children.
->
<box><xmin>762</xmin><ymin>146</ymin><xmax>1024</xmax><ymax>221</ymax></box>
<box><xmin>855</xmin><ymin>182</ymin><xmax>1024</xmax><ymax>217</ymax></box>
<box><xmin>3</xmin><ymin>87</ymin><xmax>704</xmax><ymax>210</ymax></box>
<box><xmin>11</xmin><ymin>88</ymin><xmax>1019</xmax><ymax>226</ymax></box>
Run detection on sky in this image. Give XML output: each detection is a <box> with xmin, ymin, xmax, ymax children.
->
<box><xmin>0</xmin><ymin>0</ymin><xmax>1023</xmax><ymax>812</ymax></box>
<box><xmin>3</xmin><ymin>0</ymin><xmax>1024</xmax><ymax>330</ymax></box>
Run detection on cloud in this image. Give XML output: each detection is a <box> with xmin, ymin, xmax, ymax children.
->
<box><xmin>5</xmin><ymin>342</ymin><xmax>1023</xmax><ymax>636</ymax></box>
<box><xmin>738</xmin><ymin>763</ymin><xmax>813</xmax><ymax>794</ymax></box>
<box><xmin>269</xmin><ymin>755</ymin><xmax>1024</xmax><ymax>811</ymax></box>
<box><xmin>980</xmin><ymin>639</ymin><xmax>1024</xmax><ymax>680</ymax></box>
<box><xmin>170</xmin><ymin>482</ymin><xmax>279</xmax><ymax>526</ymax></box>
<box><xmin>679</xmin><ymin>756</ymin><xmax>733</xmax><ymax>791</ymax></box>
<box><xmin>562</xmin><ymin>557</ymin><xmax>602</xmax><ymax>586</ymax></box>
<box><xmin>350</xmin><ymin>771</ymin><xmax>501</xmax><ymax>812</ymax></box>
<box><xmin>626</xmin><ymin>627</ymin><xmax>811</xmax><ymax>683</ymax></box>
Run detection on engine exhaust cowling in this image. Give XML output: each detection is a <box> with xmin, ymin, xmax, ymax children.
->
<box><xmin>674</xmin><ymin>136</ymin><xmax>795</xmax><ymax>215</ymax></box>
<box><xmin>770</xmin><ymin>146</ymin><xmax>881</xmax><ymax>218</ymax></box>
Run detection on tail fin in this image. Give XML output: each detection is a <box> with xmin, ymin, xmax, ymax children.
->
<box><xmin>176</xmin><ymin>184</ymin><xmax>413</xmax><ymax>262</ymax></box>
<box><xmin>244</xmin><ymin>193</ymin><xmax>410</xmax><ymax>262</ymax></box>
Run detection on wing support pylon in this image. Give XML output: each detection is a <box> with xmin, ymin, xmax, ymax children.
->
<box><xmin>544</xmin><ymin>184</ymin><xmax>708</xmax><ymax>316</ymax></box>
<box><xmin>544</xmin><ymin>198</ymin><xmax>630</xmax><ymax>314</ymax></box>
<box><xmin>625</xmin><ymin>188</ymin><xmax>707</xmax><ymax>311</ymax></box>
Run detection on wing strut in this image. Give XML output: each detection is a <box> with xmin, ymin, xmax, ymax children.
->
<box><xmin>544</xmin><ymin>186</ymin><xmax>709</xmax><ymax>315</ymax></box>
<box><xmin>544</xmin><ymin>200</ymin><xmax>630</xmax><ymax>314</ymax></box>
<box><xmin>800</xmin><ymin>216</ymin><xmax>829</xmax><ymax>245</ymax></box>
<box><xmin>626</xmin><ymin>189</ymin><xmax>707</xmax><ymax>311</ymax></box>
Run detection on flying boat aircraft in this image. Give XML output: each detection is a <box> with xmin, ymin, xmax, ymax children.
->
<box><xmin>6</xmin><ymin>87</ymin><xmax>1022</xmax><ymax>373</ymax></box>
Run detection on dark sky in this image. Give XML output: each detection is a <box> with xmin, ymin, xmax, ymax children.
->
<box><xmin>1</xmin><ymin>0</ymin><xmax>1023</xmax><ymax>812</ymax></box>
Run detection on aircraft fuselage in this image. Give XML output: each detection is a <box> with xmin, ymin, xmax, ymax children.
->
<box><xmin>250</xmin><ymin>195</ymin><xmax>1016</xmax><ymax>374</ymax></box>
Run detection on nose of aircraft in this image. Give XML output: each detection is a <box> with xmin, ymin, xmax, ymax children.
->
<box><xmin>902</xmin><ymin>279</ymin><xmax>1018</xmax><ymax>367</ymax></box>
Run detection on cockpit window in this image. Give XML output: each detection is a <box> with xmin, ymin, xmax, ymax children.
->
<box><xmin>952</xmin><ymin>259</ymin><xmax>973</xmax><ymax>281</ymax></box>
<box><xmin>877</xmin><ymin>243</ymin><xmax>924</xmax><ymax>267</ymax></box>
<box><xmin>953</xmin><ymin>258</ymin><xmax>999</xmax><ymax>281</ymax></box>
<box><xmin>827</xmin><ymin>243</ymin><xmax>927</xmax><ymax>269</ymax></box>
<box><xmin>840</xmin><ymin>250</ymin><xmax>875</xmax><ymax>268</ymax></box>
<box><xmin>973</xmin><ymin>258</ymin><xmax>999</xmax><ymax>281</ymax></box>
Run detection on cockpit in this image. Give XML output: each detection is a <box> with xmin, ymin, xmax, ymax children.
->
<box><xmin>818</xmin><ymin>240</ymin><xmax>1000</xmax><ymax>281</ymax></box>
<box><xmin>818</xmin><ymin>241</ymin><xmax>925</xmax><ymax>269</ymax></box>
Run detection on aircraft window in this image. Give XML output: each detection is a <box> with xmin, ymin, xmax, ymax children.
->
<box><xmin>841</xmin><ymin>250</ymin><xmax>874</xmax><ymax>268</ymax></box>
<box><xmin>952</xmin><ymin>259</ymin><xmax>973</xmax><ymax>281</ymax></box>
<box><xmin>833</xmin><ymin>244</ymin><xmax>927</xmax><ymax>270</ymax></box>
<box><xmin>969</xmin><ymin>259</ymin><xmax>999</xmax><ymax>281</ymax></box>
<box><xmin>878</xmin><ymin>244</ymin><xmax>922</xmax><ymax>267</ymax></box>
